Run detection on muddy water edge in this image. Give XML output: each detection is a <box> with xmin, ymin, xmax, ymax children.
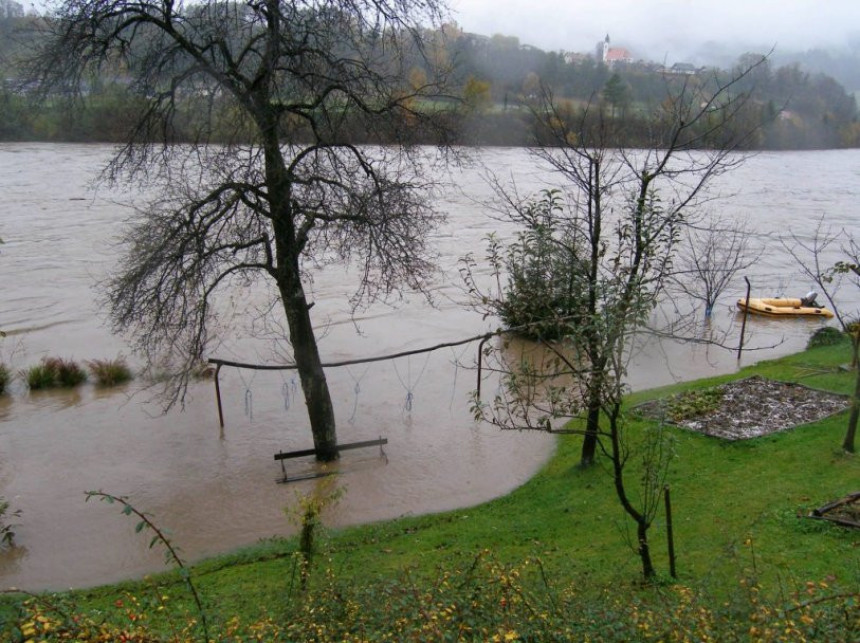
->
<box><xmin>1</xmin><ymin>144</ymin><xmax>858</xmax><ymax>590</ymax></box>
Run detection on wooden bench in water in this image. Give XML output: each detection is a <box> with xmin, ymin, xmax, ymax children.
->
<box><xmin>274</xmin><ymin>437</ymin><xmax>388</xmax><ymax>483</ymax></box>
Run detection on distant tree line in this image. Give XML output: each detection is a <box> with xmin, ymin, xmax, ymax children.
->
<box><xmin>1</xmin><ymin>13</ymin><xmax>859</xmax><ymax>149</ymax></box>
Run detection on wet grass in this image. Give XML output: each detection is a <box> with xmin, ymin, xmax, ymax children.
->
<box><xmin>1</xmin><ymin>340</ymin><xmax>858</xmax><ymax>639</ymax></box>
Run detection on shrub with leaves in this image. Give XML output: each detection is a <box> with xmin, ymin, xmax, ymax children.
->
<box><xmin>285</xmin><ymin>478</ymin><xmax>344</xmax><ymax>590</ymax></box>
<box><xmin>807</xmin><ymin>325</ymin><xmax>846</xmax><ymax>349</ymax></box>
<box><xmin>87</xmin><ymin>357</ymin><xmax>133</xmax><ymax>386</ymax></box>
<box><xmin>85</xmin><ymin>491</ymin><xmax>210</xmax><ymax>641</ymax></box>
<box><xmin>501</xmin><ymin>194</ymin><xmax>589</xmax><ymax>340</ymax></box>
<box><xmin>471</xmin><ymin>190</ymin><xmax>589</xmax><ymax>341</ymax></box>
<box><xmin>3</xmin><ymin>548</ymin><xmax>857</xmax><ymax>641</ymax></box>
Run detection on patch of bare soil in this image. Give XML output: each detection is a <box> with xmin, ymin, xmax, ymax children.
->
<box><xmin>636</xmin><ymin>375</ymin><xmax>851</xmax><ymax>441</ymax></box>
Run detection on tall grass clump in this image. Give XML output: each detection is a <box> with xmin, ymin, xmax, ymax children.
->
<box><xmin>25</xmin><ymin>357</ymin><xmax>87</xmax><ymax>390</ymax></box>
<box><xmin>25</xmin><ymin>362</ymin><xmax>55</xmax><ymax>390</ymax></box>
<box><xmin>87</xmin><ymin>357</ymin><xmax>133</xmax><ymax>386</ymax></box>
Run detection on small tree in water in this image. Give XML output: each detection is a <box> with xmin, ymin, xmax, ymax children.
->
<box><xmin>476</xmin><ymin>189</ymin><xmax>589</xmax><ymax>341</ymax></box>
<box><xmin>466</xmin><ymin>61</ymin><xmax>769</xmax><ymax>580</ymax></box>
<box><xmin>28</xmin><ymin>0</ymin><xmax>455</xmax><ymax>460</ymax></box>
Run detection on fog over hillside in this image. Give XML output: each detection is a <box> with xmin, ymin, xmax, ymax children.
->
<box><xmin>451</xmin><ymin>0</ymin><xmax>860</xmax><ymax>90</ymax></box>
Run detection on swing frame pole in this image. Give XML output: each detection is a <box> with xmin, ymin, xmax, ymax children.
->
<box><xmin>476</xmin><ymin>335</ymin><xmax>491</xmax><ymax>399</ymax></box>
<box><xmin>213</xmin><ymin>364</ymin><xmax>224</xmax><ymax>428</ymax></box>
<box><xmin>737</xmin><ymin>276</ymin><xmax>752</xmax><ymax>361</ymax></box>
<box><xmin>208</xmin><ymin>330</ymin><xmax>502</xmax><ymax>428</ymax></box>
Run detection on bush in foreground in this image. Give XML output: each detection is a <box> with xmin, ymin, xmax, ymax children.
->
<box><xmin>4</xmin><ymin>555</ymin><xmax>858</xmax><ymax>642</ymax></box>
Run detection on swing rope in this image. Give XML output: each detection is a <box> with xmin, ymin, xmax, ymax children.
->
<box><xmin>448</xmin><ymin>344</ymin><xmax>472</xmax><ymax>411</ymax></box>
<box><xmin>279</xmin><ymin>372</ymin><xmax>298</xmax><ymax>411</ymax></box>
<box><xmin>393</xmin><ymin>352</ymin><xmax>432</xmax><ymax>413</ymax></box>
<box><xmin>345</xmin><ymin>365</ymin><xmax>371</xmax><ymax>424</ymax></box>
<box><xmin>238</xmin><ymin>369</ymin><xmax>257</xmax><ymax>420</ymax></box>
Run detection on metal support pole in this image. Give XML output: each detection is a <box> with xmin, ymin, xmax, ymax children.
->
<box><xmin>737</xmin><ymin>276</ymin><xmax>751</xmax><ymax>361</ymax></box>
<box><xmin>214</xmin><ymin>363</ymin><xmax>225</xmax><ymax>428</ymax></box>
<box><xmin>476</xmin><ymin>335</ymin><xmax>491</xmax><ymax>400</ymax></box>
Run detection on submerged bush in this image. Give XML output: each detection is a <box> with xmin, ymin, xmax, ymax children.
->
<box><xmin>52</xmin><ymin>358</ymin><xmax>87</xmax><ymax>387</ymax></box>
<box><xmin>807</xmin><ymin>326</ymin><xmax>846</xmax><ymax>349</ymax></box>
<box><xmin>25</xmin><ymin>357</ymin><xmax>87</xmax><ymax>390</ymax></box>
<box><xmin>494</xmin><ymin>191</ymin><xmax>589</xmax><ymax>340</ymax></box>
<box><xmin>87</xmin><ymin>357</ymin><xmax>133</xmax><ymax>386</ymax></box>
<box><xmin>0</xmin><ymin>363</ymin><xmax>8</xmax><ymax>395</ymax></box>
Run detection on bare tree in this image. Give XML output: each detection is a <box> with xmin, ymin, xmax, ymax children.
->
<box><xmin>783</xmin><ymin>223</ymin><xmax>860</xmax><ymax>453</ymax></box>
<box><xmin>466</xmin><ymin>63</ymin><xmax>769</xmax><ymax>579</ymax></box>
<box><xmin>671</xmin><ymin>215</ymin><xmax>758</xmax><ymax>318</ymax></box>
<box><xmin>520</xmin><ymin>65</ymin><xmax>766</xmax><ymax>468</ymax></box>
<box><xmin>28</xmin><ymin>0</ymin><xmax>455</xmax><ymax>460</ymax></box>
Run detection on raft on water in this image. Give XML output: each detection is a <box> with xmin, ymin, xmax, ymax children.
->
<box><xmin>736</xmin><ymin>297</ymin><xmax>834</xmax><ymax>319</ymax></box>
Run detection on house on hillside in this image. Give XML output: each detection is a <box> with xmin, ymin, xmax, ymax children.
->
<box><xmin>596</xmin><ymin>34</ymin><xmax>633</xmax><ymax>67</ymax></box>
<box><xmin>563</xmin><ymin>51</ymin><xmax>589</xmax><ymax>65</ymax></box>
<box><xmin>662</xmin><ymin>62</ymin><xmax>701</xmax><ymax>75</ymax></box>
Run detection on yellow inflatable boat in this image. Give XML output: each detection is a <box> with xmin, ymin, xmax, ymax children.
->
<box><xmin>736</xmin><ymin>297</ymin><xmax>834</xmax><ymax>319</ymax></box>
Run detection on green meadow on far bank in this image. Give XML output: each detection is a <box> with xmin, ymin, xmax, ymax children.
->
<box><xmin>2</xmin><ymin>340</ymin><xmax>858</xmax><ymax>641</ymax></box>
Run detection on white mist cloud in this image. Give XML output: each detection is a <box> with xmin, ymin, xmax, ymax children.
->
<box><xmin>449</xmin><ymin>0</ymin><xmax>860</xmax><ymax>58</ymax></box>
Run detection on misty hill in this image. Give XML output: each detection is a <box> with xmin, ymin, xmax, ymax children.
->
<box><xmin>624</xmin><ymin>36</ymin><xmax>860</xmax><ymax>95</ymax></box>
<box><xmin>1</xmin><ymin>13</ymin><xmax>858</xmax><ymax>149</ymax></box>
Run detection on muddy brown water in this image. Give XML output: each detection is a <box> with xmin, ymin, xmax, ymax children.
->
<box><xmin>1</xmin><ymin>144</ymin><xmax>858</xmax><ymax>590</ymax></box>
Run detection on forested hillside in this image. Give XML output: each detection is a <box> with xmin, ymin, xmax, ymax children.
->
<box><xmin>1</xmin><ymin>13</ymin><xmax>858</xmax><ymax>148</ymax></box>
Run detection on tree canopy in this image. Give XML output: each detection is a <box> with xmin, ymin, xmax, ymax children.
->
<box><xmin>28</xmin><ymin>0</ymin><xmax>455</xmax><ymax>459</ymax></box>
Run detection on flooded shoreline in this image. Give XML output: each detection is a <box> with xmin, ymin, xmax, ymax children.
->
<box><xmin>1</xmin><ymin>143</ymin><xmax>858</xmax><ymax>590</ymax></box>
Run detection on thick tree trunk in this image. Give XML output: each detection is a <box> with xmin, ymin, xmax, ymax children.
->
<box><xmin>262</xmin><ymin>128</ymin><xmax>339</xmax><ymax>462</ymax></box>
<box><xmin>279</xmin><ymin>275</ymin><xmax>339</xmax><ymax>462</ymax></box>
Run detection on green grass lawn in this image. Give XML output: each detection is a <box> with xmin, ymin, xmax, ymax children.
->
<box><xmin>2</xmin><ymin>341</ymin><xmax>859</xmax><ymax>641</ymax></box>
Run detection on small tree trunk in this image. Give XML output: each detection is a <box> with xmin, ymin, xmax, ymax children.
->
<box><xmin>580</xmin><ymin>360</ymin><xmax>605</xmax><ymax>467</ymax></box>
<box><xmin>844</xmin><ymin>339</ymin><xmax>860</xmax><ymax>453</ymax></box>
<box><xmin>580</xmin><ymin>400</ymin><xmax>600</xmax><ymax>466</ymax></box>
<box><xmin>607</xmin><ymin>404</ymin><xmax>657</xmax><ymax>581</ymax></box>
<box><xmin>637</xmin><ymin>521</ymin><xmax>656</xmax><ymax>580</ymax></box>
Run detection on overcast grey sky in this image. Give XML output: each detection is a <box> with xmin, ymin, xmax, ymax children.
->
<box><xmin>448</xmin><ymin>0</ymin><xmax>860</xmax><ymax>60</ymax></box>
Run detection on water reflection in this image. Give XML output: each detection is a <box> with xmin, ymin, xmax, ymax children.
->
<box><xmin>25</xmin><ymin>387</ymin><xmax>83</xmax><ymax>412</ymax></box>
<box><xmin>0</xmin><ymin>546</ymin><xmax>28</xmax><ymax>581</ymax></box>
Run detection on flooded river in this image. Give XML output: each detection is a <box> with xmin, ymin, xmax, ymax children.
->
<box><xmin>1</xmin><ymin>144</ymin><xmax>858</xmax><ymax>590</ymax></box>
